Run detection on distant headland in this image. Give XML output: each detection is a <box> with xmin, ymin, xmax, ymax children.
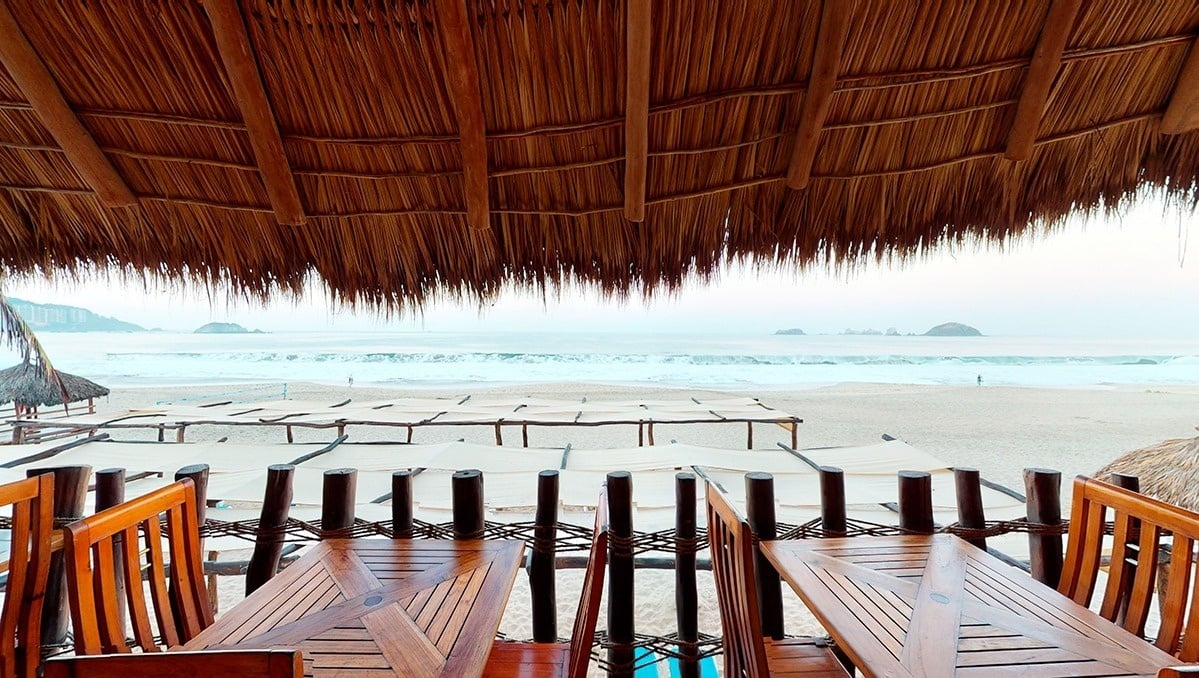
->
<box><xmin>7</xmin><ymin>297</ymin><xmax>145</xmax><ymax>332</ymax></box>
<box><xmin>194</xmin><ymin>322</ymin><xmax>263</xmax><ymax>334</ymax></box>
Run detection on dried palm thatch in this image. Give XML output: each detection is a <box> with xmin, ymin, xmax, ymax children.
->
<box><xmin>0</xmin><ymin>288</ymin><xmax>66</xmax><ymax>396</ymax></box>
<box><xmin>0</xmin><ymin>361</ymin><xmax>108</xmax><ymax>408</ymax></box>
<box><xmin>0</xmin><ymin>1</ymin><xmax>1198</xmax><ymax>310</ymax></box>
<box><xmin>1094</xmin><ymin>434</ymin><xmax>1199</xmax><ymax>511</ymax></box>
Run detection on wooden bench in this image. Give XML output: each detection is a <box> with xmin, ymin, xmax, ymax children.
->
<box><xmin>1061</xmin><ymin>475</ymin><xmax>1199</xmax><ymax>662</ymax></box>
<box><xmin>706</xmin><ymin>482</ymin><xmax>850</xmax><ymax>678</ymax></box>
<box><xmin>43</xmin><ymin>649</ymin><xmax>303</xmax><ymax>678</ymax></box>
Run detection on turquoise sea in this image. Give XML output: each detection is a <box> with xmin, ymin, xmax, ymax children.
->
<box><xmin>22</xmin><ymin>331</ymin><xmax>1199</xmax><ymax>390</ymax></box>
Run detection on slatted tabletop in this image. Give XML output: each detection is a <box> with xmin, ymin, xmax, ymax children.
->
<box><xmin>183</xmin><ymin>539</ymin><xmax>524</xmax><ymax>677</ymax></box>
<box><xmin>761</xmin><ymin>534</ymin><xmax>1177</xmax><ymax>677</ymax></box>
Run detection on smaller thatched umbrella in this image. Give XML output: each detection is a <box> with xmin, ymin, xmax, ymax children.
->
<box><xmin>0</xmin><ymin>361</ymin><xmax>109</xmax><ymax>415</ymax></box>
<box><xmin>1094</xmin><ymin>434</ymin><xmax>1199</xmax><ymax>511</ymax></box>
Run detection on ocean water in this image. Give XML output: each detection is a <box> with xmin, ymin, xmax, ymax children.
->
<box><xmin>23</xmin><ymin>331</ymin><xmax>1199</xmax><ymax>390</ymax></box>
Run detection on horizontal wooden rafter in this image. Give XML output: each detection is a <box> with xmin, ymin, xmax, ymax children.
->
<box><xmin>1005</xmin><ymin>0</ymin><xmax>1082</xmax><ymax>161</ymax></box>
<box><xmin>203</xmin><ymin>0</ymin><xmax>305</xmax><ymax>226</ymax></box>
<box><xmin>0</xmin><ymin>0</ymin><xmax>136</xmax><ymax>207</ymax></box>
<box><xmin>1160</xmin><ymin>36</ymin><xmax>1199</xmax><ymax>134</ymax></box>
<box><xmin>439</xmin><ymin>0</ymin><xmax>490</xmax><ymax>231</ymax></box>
<box><xmin>786</xmin><ymin>0</ymin><xmax>852</xmax><ymax>190</ymax></box>
<box><xmin>624</xmin><ymin>0</ymin><xmax>651</xmax><ymax>222</ymax></box>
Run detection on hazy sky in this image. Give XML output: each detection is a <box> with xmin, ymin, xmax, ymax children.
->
<box><xmin>4</xmin><ymin>195</ymin><xmax>1197</xmax><ymax>338</ymax></box>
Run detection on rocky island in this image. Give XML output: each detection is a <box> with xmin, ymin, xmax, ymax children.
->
<box><xmin>923</xmin><ymin>322</ymin><xmax>982</xmax><ymax>336</ymax></box>
<box><xmin>194</xmin><ymin>322</ymin><xmax>262</xmax><ymax>334</ymax></box>
<box><xmin>774</xmin><ymin>328</ymin><xmax>806</xmax><ymax>335</ymax></box>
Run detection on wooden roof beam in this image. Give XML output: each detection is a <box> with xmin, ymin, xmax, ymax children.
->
<box><xmin>0</xmin><ymin>0</ymin><xmax>136</xmax><ymax>207</ymax></box>
<box><xmin>440</xmin><ymin>0</ymin><xmax>490</xmax><ymax>231</ymax></box>
<box><xmin>786</xmin><ymin>0</ymin><xmax>852</xmax><ymax>190</ymax></box>
<box><xmin>1161</xmin><ymin>37</ymin><xmax>1199</xmax><ymax>134</ymax></box>
<box><xmin>624</xmin><ymin>0</ymin><xmax>651</xmax><ymax>222</ymax></box>
<box><xmin>204</xmin><ymin>0</ymin><xmax>305</xmax><ymax>226</ymax></box>
<box><xmin>1004</xmin><ymin>0</ymin><xmax>1081</xmax><ymax>161</ymax></box>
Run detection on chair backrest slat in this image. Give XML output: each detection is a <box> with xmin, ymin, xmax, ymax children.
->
<box><xmin>64</xmin><ymin>480</ymin><xmax>212</xmax><ymax>655</ymax></box>
<box><xmin>706</xmin><ymin>482</ymin><xmax>770</xmax><ymax>678</ymax></box>
<box><xmin>0</xmin><ymin>474</ymin><xmax>54</xmax><ymax>678</ymax></box>
<box><xmin>567</xmin><ymin>488</ymin><xmax>609</xmax><ymax>678</ymax></box>
<box><xmin>1060</xmin><ymin>476</ymin><xmax>1199</xmax><ymax>661</ymax></box>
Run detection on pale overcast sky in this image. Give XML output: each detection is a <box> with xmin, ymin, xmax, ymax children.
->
<box><xmin>4</xmin><ymin>195</ymin><xmax>1197</xmax><ymax>338</ymax></box>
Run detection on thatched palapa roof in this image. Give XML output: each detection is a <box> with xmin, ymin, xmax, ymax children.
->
<box><xmin>0</xmin><ymin>2</ymin><xmax>1198</xmax><ymax>309</ymax></box>
<box><xmin>0</xmin><ymin>362</ymin><xmax>108</xmax><ymax>408</ymax></box>
<box><xmin>1095</xmin><ymin>434</ymin><xmax>1199</xmax><ymax>511</ymax></box>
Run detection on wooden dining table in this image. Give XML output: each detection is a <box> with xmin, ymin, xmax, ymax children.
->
<box><xmin>761</xmin><ymin>534</ymin><xmax>1179</xmax><ymax>677</ymax></box>
<box><xmin>183</xmin><ymin>538</ymin><xmax>525</xmax><ymax>677</ymax></box>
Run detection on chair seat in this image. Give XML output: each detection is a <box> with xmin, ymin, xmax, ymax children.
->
<box><xmin>483</xmin><ymin>641</ymin><xmax>572</xmax><ymax>677</ymax></box>
<box><xmin>764</xmin><ymin>637</ymin><xmax>852</xmax><ymax>677</ymax></box>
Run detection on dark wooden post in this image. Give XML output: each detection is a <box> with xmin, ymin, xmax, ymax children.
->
<box><xmin>452</xmin><ymin>469</ymin><xmax>485</xmax><ymax>539</ymax></box>
<box><xmin>27</xmin><ymin>464</ymin><xmax>91</xmax><ymax>649</ymax></box>
<box><xmin>898</xmin><ymin>470</ymin><xmax>934</xmax><ymax>534</ymax></box>
<box><xmin>391</xmin><ymin>470</ymin><xmax>414</xmax><ymax>539</ymax></box>
<box><xmin>954</xmin><ymin>468</ymin><xmax>988</xmax><ymax>549</ymax></box>
<box><xmin>246</xmin><ymin>464</ymin><xmax>295</xmax><ymax>595</ymax></box>
<box><xmin>745</xmin><ymin>471</ymin><xmax>783</xmax><ymax>638</ymax></box>
<box><xmin>321</xmin><ymin>468</ymin><xmax>357</xmax><ymax>535</ymax></box>
<box><xmin>675</xmin><ymin>472</ymin><xmax>699</xmax><ymax>678</ymax></box>
<box><xmin>1024</xmin><ymin>468</ymin><xmax>1063</xmax><ymax>588</ymax></box>
<box><xmin>530</xmin><ymin>470</ymin><xmax>558</xmax><ymax>642</ymax></box>
<box><xmin>94</xmin><ymin>468</ymin><xmax>126</xmax><ymax>624</ymax></box>
<box><xmin>1110</xmin><ymin>473</ymin><xmax>1140</xmax><ymax>624</ymax></box>
<box><xmin>175</xmin><ymin>464</ymin><xmax>210</xmax><ymax>524</ymax></box>
<box><xmin>819</xmin><ymin>466</ymin><xmax>847</xmax><ymax>536</ymax></box>
<box><xmin>607</xmin><ymin>471</ymin><xmax>634</xmax><ymax>678</ymax></box>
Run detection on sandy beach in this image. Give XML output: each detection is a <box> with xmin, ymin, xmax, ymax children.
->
<box><xmin>60</xmin><ymin>380</ymin><xmax>1199</xmax><ymax>657</ymax></box>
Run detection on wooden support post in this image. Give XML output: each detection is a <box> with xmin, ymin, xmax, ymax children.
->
<box><xmin>522</xmin><ymin>423</ymin><xmax>529</xmax><ymax>448</ymax></box>
<box><xmin>157</xmin><ymin>425</ymin><xmax>165</xmax><ymax>442</ymax></box>
<box><xmin>26</xmin><ymin>464</ymin><xmax>91</xmax><ymax>649</ymax></box>
<box><xmin>406</xmin><ymin>425</ymin><xmax>413</xmax><ymax>443</ymax></box>
<box><xmin>791</xmin><ymin>420</ymin><xmax>798</xmax><ymax>450</ymax></box>
<box><xmin>452</xmin><ymin>469</ymin><xmax>485</xmax><ymax>539</ymax></box>
<box><xmin>607</xmin><ymin>471</ymin><xmax>635</xmax><ymax>678</ymax></box>
<box><xmin>94</xmin><ymin>468</ymin><xmax>126</xmax><ymax>626</ymax></box>
<box><xmin>202</xmin><ymin>0</ymin><xmax>305</xmax><ymax>225</ymax></box>
<box><xmin>391</xmin><ymin>470</ymin><xmax>414</xmax><ymax>539</ymax></box>
<box><xmin>745</xmin><ymin>472</ymin><xmax>783</xmax><ymax>638</ymax></box>
<box><xmin>1004</xmin><ymin>0</ymin><xmax>1082</xmax><ymax>160</ymax></box>
<box><xmin>637</xmin><ymin>422</ymin><xmax>644</xmax><ymax>446</ymax></box>
<box><xmin>321</xmin><ymin>468</ymin><xmax>357</xmax><ymax>536</ymax></box>
<box><xmin>246</xmin><ymin>464</ymin><xmax>294</xmax><ymax>595</ymax></box>
<box><xmin>438</xmin><ymin>0</ymin><xmax>490</xmax><ymax>231</ymax></box>
<box><xmin>786</xmin><ymin>0</ymin><xmax>852</xmax><ymax>189</ymax></box>
<box><xmin>746</xmin><ymin>422</ymin><xmax>753</xmax><ymax>449</ymax></box>
<box><xmin>1024</xmin><ymin>468</ymin><xmax>1063</xmax><ymax>587</ymax></box>
<box><xmin>819</xmin><ymin>465</ymin><xmax>847</xmax><ymax>536</ymax></box>
<box><xmin>623</xmin><ymin>0</ymin><xmax>651</xmax><ymax>222</ymax></box>
<box><xmin>530</xmin><ymin>470</ymin><xmax>559</xmax><ymax>642</ymax></box>
<box><xmin>1162</xmin><ymin>38</ymin><xmax>1199</xmax><ymax>134</ymax></box>
<box><xmin>494</xmin><ymin>422</ymin><xmax>503</xmax><ymax>446</ymax></box>
<box><xmin>675</xmin><ymin>472</ymin><xmax>699</xmax><ymax>678</ymax></box>
<box><xmin>898</xmin><ymin>470</ymin><xmax>934</xmax><ymax>534</ymax></box>
<box><xmin>175</xmin><ymin>464</ymin><xmax>210</xmax><ymax>525</ymax></box>
<box><xmin>647</xmin><ymin>422</ymin><xmax>655</xmax><ymax>446</ymax></box>
<box><xmin>285</xmin><ymin>425</ymin><xmax>293</xmax><ymax>444</ymax></box>
<box><xmin>954</xmin><ymin>467</ymin><xmax>988</xmax><ymax>549</ymax></box>
<box><xmin>0</xmin><ymin>1</ymin><xmax>136</xmax><ymax>206</ymax></box>
<box><xmin>175</xmin><ymin>426</ymin><xmax>185</xmax><ymax>443</ymax></box>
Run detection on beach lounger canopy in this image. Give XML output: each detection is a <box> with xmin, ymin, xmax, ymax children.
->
<box><xmin>0</xmin><ymin>1</ymin><xmax>1196</xmax><ymax>309</ymax></box>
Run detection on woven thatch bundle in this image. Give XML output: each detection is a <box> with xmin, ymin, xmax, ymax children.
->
<box><xmin>1</xmin><ymin>2</ymin><xmax>1198</xmax><ymax>309</ymax></box>
<box><xmin>1094</xmin><ymin>435</ymin><xmax>1199</xmax><ymax>511</ymax></box>
<box><xmin>0</xmin><ymin>362</ymin><xmax>109</xmax><ymax>408</ymax></box>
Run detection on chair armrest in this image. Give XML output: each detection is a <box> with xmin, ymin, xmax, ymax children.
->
<box><xmin>1159</xmin><ymin>667</ymin><xmax>1199</xmax><ymax>677</ymax></box>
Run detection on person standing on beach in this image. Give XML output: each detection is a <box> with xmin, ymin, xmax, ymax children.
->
<box><xmin>977</xmin><ymin>374</ymin><xmax>982</xmax><ymax>386</ymax></box>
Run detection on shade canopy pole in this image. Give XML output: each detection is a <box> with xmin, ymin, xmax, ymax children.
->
<box><xmin>786</xmin><ymin>0</ymin><xmax>851</xmax><ymax>190</ymax></box>
<box><xmin>1004</xmin><ymin>0</ymin><xmax>1082</xmax><ymax>161</ymax></box>
<box><xmin>203</xmin><ymin>0</ymin><xmax>305</xmax><ymax>226</ymax></box>
<box><xmin>624</xmin><ymin>0</ymin><xmax>652</xmax><ymax>222</ymax></box>
<box><xmin>1161</xmin><ymin>38</ymin><xmax>1199</xmax><ymax>134</ymax></box>
<box><xmin>440</xmin><ymin>0</ymin><xmax>490</xmax><ymax>231</ymax></box>
<box><xmin>0</xmin><ymin>0</ymin><xmax>136</xmax><ymax>207</ymax></box>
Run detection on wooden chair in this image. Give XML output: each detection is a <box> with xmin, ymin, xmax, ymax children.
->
<box><xmin>706</xmin><ymin>482</ymin><xmax>850</xmax><ymax>678</ymax></box>
<box><xmin>484</xmin><ymin>488</ymin><xmax>609</xmax><ymax>678</ymax></box>
<box><xmin>63</xmin><ymin>479</ymin><xmax>214</xmax><ymax>655</ymax></box>
<box><xmin>1060</xmin><ymin>475</ymin><xmax>1199</xmax><ymax>661</ymax></box>
<box><xmin>0</xmin><ymin>473</ymin><xmax>54</xmax><ymax>678</ymax></box>
<box><xmin>43</xmin><ymin>649</ymin><xmax>303</xmax><ymax>677</ymax></box>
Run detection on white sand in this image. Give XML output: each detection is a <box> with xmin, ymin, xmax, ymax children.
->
<box><xmin>77</xmin><ymin>381</ymin><xmax>1199</xmax><ymax>657</ymax></box>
